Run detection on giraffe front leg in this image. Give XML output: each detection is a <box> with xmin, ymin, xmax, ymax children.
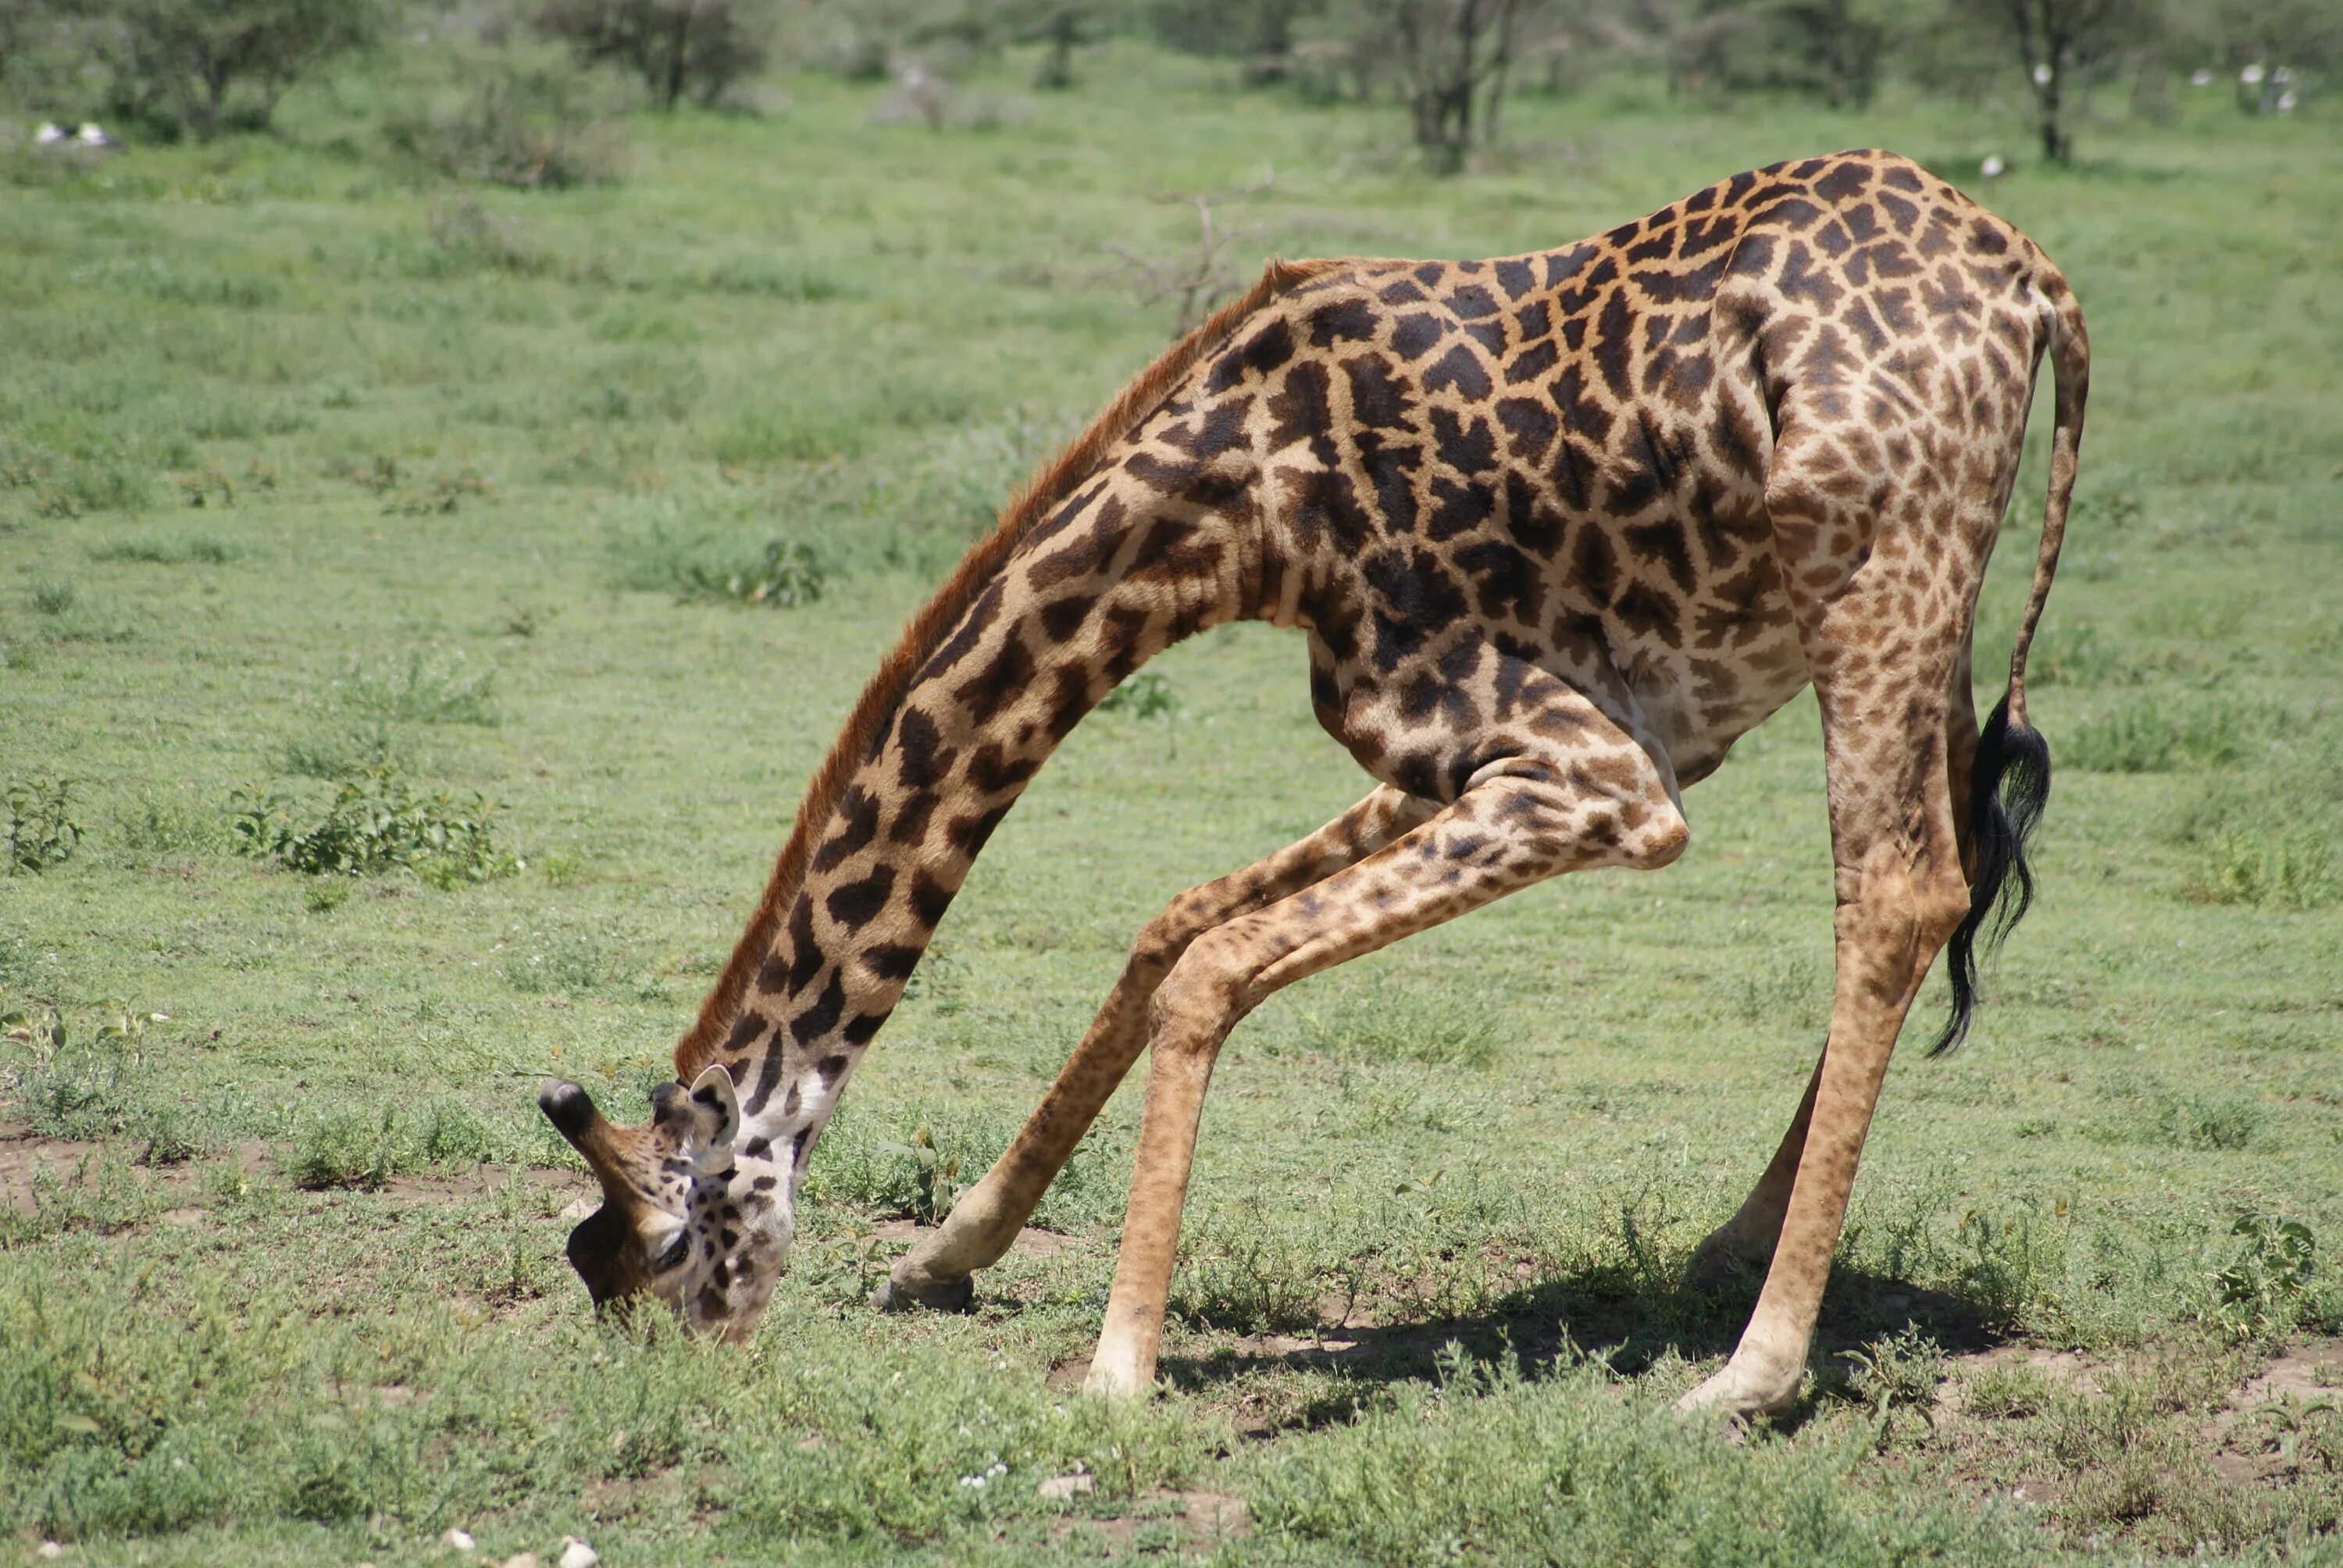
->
<box><xmin>1085</xmin><ymin>705</ymin><xmax>1691</xmax><ymax>1397</ymax></box>
<box><xmin>879</xmin><ymin>788</ymin><xmax>1429</xmax><ymax>1312</ymax></box>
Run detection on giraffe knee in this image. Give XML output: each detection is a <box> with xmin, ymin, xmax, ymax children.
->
<box><xmin>1150</xmin><ymin>925</ymin><xmax>1254</xmax><ymax>1049</ymax></box>
<box><xmin>1917</xmin><ymin>863</ymin><xmax>1970</xmax><ymax>950</ymax></box>
<box><xmin>1579</xmin><ymin>787</ymin><xmax>1689</xmax><ymax>871</ymax></box>
<box><xmin>1631</xmin><ymin>806</ymin><xmax>1692</xmax><ymax>870</ymax></box>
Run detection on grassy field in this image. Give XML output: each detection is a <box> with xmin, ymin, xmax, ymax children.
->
<box><xmin>4</xmin><ymin>39</ymin><xmax>2342</xmax><ymax>1565</ymax></box>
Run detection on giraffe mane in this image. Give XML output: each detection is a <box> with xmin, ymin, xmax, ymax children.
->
<box><xmin>674</xmin><ymin>256</ymin><xmax>1341</xmax><ymax>1082</ymax></box>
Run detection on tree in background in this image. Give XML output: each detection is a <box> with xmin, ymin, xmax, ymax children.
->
<box><xmin>1960</xmin><ymin>0</ymin><xmax>2149</xmax><ymax>160</ymax></box>
<box><xmin>2180</xmin><ymin>0</ymin><xmax>2338</xmax><ymax>112</ymax></box>
<box><xmin>1147</xmin><ymin>0</ymin><xmax>1329</xmax><ymax>78</ymax></box>
<box><xmin>1356</xmin><ymin>0</ymin><xmax>1539</xmax><ymax>170</ymax></box>
<box><xmin>51</xmin><ymin>0</ymin><xmax>384</xmax><ymax>140</ymax></box>
<box><xmin>1763</xmin><ymin>0</ymin><xmax>1908</xmax><ymax>105</ymax></box>
<box><xmin>535</xmin><ymin>0</ymin><xmax>773</xmax><ymax>109</ymax></box>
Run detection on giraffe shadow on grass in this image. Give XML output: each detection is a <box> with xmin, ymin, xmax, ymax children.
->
<box><xmin>1155</xmin><ymin>1264</ymin><xmax>2011</xmax><ymax>1436</ymax></box>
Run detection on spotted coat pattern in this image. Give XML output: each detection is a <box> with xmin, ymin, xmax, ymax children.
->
<box><xmin>541</xmin><ymin>149</ymin><xmax>2089</xmax><ymax>1422</ymax></box>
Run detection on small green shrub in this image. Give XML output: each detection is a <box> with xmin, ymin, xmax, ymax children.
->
<box><xmin>30</xmin><ymin>579</ymin><xmax>78</xmax><ymax>616</ymax></box>
<box><xmin>1838</xmin><ymin>1327</ymin><xmax>1947</xmax><ymax>1445</ymax></box>
<box><xmin>5</xmin><ymin>778</ymin><xmax>82</xmax><ymax>874</ymax></box>
<box><xmin>875</xmin><ymin>1126</ymin><xmax>962</xmax><ymax>1226</ymax></box>
<box><xmin>231</xmin><ymin>769</ymin><xmax>520</xmax><ymax>884</ymax></box>
<box><xmin>387</xmin><ymin>64</ymin><xmax>626</xmax><ymax>189</ymax></box>
<box><xmin>2212</xmin><ymin>1214</ymin><xmax>2316</xmax><ymax>1340</ymax></box>
<box><xmin>673</xmin><ymin>538</ymin><xmax>826</xmax><ymax>608</ymax></box>
<box><xmin>1097</xmin><ymin>670</ymin><xmax>1177</xmax><ymax>718</ymax></box>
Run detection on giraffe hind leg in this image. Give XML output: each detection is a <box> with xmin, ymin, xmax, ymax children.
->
<box><xmin>1679</xmin><ymin>435</ymin><xmax>1990</xmax><ymax>1422</ymax></box>
<box><xmin>879</xmin><ymin>786</ymin><xmax>1433</xmax><ymax>1310</ymax></box>
<box><xmin>1085</xmin><ymin>675</ymin><xmax>1690</xmax><ymax>1396</ymax></box>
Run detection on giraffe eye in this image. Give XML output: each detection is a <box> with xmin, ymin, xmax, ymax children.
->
<box><xmin>654</xmin><ymin>1234</ymin><xmax>691</xmax><ymax>1272</ymax></box>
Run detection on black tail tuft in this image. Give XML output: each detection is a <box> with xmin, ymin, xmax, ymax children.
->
<box><xmin>1931</xmin><ymin>695</ymin><xmax>2052</xmax><ymax>1057</ymax></box>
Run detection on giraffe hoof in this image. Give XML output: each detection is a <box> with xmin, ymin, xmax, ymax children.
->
<box><xmin>875</xmin><ymin>1270</ymin><xmax>975</xmax><ymax>1315</ymax></box>
<box><xmin>1676</xmin><ymin>1363</ymin><xmax>1798</xmax><ymax>1426</ymax></box>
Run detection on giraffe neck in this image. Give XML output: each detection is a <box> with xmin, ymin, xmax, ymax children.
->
<box><xmin>708</xmin><ymin>459</ymin><xmax>1254</xmax><ymax>1187</ymax></box>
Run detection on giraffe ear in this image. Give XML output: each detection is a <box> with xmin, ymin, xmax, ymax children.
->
<box><xmin>682</xmin><ymin>1063</ymin><xmax>740</xmax><ymax>1170</ymax></box>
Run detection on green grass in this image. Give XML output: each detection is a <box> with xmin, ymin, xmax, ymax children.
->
<box><xmin>4</xmin><ymin>40</ymin><xmax>2342</xmax><ymax>1565</ymax></box>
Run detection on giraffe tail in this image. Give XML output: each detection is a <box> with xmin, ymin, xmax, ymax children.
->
<box><xmin>1931</xmin><ymin>273</ymin><xmax>2088</xmax><ymax>1057</ymax></box>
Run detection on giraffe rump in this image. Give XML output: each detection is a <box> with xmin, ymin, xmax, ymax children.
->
<box><xmin>672</xmin><ymin>257</ymin><xmax>1340</xmax><ymax>1082</ymax></box>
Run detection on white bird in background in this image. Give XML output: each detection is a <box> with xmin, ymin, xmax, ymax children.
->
<box><xmin>34</xmin><ymin>121</ymin><xmax>66</xmax><ymax>144</ymax></box>
<box><xmin>2190</xmin><ymin>68</ymin><xmax>2215</xmax><ymax>86</ymax></box>
<box><xmin>2241</xmin><ymin>62</ymin><xmax>2266</xmax><ymax>84</ymax></box>
<box><xmin>75</xmin><ymin>123</ymin><xmax>119</xmax><ymax>148</ymax></box>
<box><xmin>1981</xmin><ymin>154</ymin><xmax>2008</xmax><ymax>180</ymax></box>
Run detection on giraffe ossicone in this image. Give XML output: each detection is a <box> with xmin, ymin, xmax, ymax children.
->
<box><xmin>540</xmin><ymin>148</ymin><xmax>2088</xmax><ymax>1424</ymax></box>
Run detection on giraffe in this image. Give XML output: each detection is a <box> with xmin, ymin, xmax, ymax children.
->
<box><xmin>537</xmin><ymin>148</ymin><xmax>2087</xmax><ymax>1424</ymax></box>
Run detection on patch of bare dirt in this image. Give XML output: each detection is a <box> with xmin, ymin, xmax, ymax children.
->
<box><xmin>1053</xmin><ymin>1488</ymin><xmax>1250</xmax><ymax>1552</ymax></box>
<box><xmin>380</xmin><ymin>1164</ymin><xmax>593</xmax><ymax>1206</ymax></box>
<box><xmin>2232</xmin><ymin>1343</ymin><xmax>2343</xmax><ymax>1406</ymax></box>
<box><xmin>0</xmin><ymin>1128</ymin><xmax>100</xmax><ymax>1216</ymax></box>
<box><xmin>1930</xmin><ymin>1335</ymin><xmax>2343</xmax><ymax>1515</ymax></box>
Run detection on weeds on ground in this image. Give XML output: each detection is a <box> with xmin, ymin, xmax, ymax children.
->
<box><xmin>291</xmin><ymin>1098</ymin><xmax>501</xmax><ymax>1189</ymax></box>
<box><xmin>1247</xmin><ymin>1345</ymin><xmax>2033</xmax><ymax>1565</ymax></box>
<box><xmin>1278</xmin><ymin>969</ymin><xmax>1500</xmax><ymax>1069</ymax></box>
<box><xmin>337</xmin><ymin>651</ymin><xmax>497</xmax><ymax>725</ymax></box>
<box><xmin>2065</xmin><ymin>698</ymin><xmax>2248</xmax><ymax>773</ymax></box>
<box><xmin>114</xmin><ymin>789</ymin><xmax>223</xmax><ymax>858</ymax></box>
<box><xmin>2193</xmin><ymin>828</ymin><xmax>2338</xmax><ymax>910</ymax></box>
<box><xmin>87</xmin><ymin>534</ymin><xmax>243</xmax><ymax>565</ymax></box>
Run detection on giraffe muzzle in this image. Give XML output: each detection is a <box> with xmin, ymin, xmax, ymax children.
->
<box><xmin>538</xmin><ymin>1078</ymin><xmax>602</xmax><ymax>1141</ymax></box>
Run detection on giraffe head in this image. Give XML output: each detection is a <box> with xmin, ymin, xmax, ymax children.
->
<box><xmin>537</xmin><ymin>1064</ymin><xmax>790</xmax><ymax>1337</ymax></box>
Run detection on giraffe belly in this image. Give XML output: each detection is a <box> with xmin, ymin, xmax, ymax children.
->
<box><xmin>1610</xmin><ymin>586</ymin><xmax>1811</xmax><ymax>790</ymax></box>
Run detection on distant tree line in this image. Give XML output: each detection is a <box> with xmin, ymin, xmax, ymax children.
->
<box><xmin>2</xmin><ymin>0</ymin><xmax>2332</xmax><ymax>166</ymax></box>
